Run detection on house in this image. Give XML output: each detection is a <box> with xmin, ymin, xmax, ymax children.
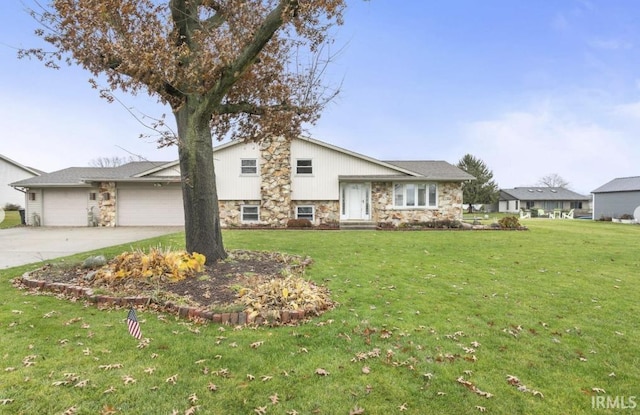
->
<box><xmin>10</xmin><ymin>136</ymin><xmax>474</xmax><ymax>228</ymax></box>
<box><xmin>498</xmin><ymin>187</ymin><xmax>591</xmax><ymax>216</ymax></box>
<box><xmin>0</xmin><ymin>154</ymin><xmax>42</xmax><ymax>209</ymax></box>
<box><xmin>591</xmin><ymin>176</ymin><xmax>640</xmax><ymax>220</ymax></box>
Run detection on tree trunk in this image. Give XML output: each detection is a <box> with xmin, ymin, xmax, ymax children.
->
<box><xmin>174</xmin><ymin>96</ymin><xmax>227</xmax><ymax>263</ymax></box>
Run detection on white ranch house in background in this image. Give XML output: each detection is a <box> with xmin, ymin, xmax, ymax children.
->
<box><xmin>498</xmin><ymin>187</ymin><xmax>591</xmax><ymax>217</ymax></box>
<box><xmin>10</xmin><ymin>136</ymin><xmax>474</xmax><ymax>228</ymax></box>
<box><xmin>0</xmin><ymin>154</ymin><xmax>41</xmax><ymax>208</ymax></box>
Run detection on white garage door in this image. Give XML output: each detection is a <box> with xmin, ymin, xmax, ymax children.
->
<box><xmin>118</xmin><ymin>184</ymin><xmax>184</xmax><ymax>226</ymax></box>
<box><xmin>43</xmin><ymin>189</ymin><xmax>89</xmax><ymax>226</ymax></box>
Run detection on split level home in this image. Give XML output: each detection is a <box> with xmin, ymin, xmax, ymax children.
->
<box><xmin>498</xmin><ymin>187</ymin><xmax>591</xmax><ymax>217</ymax></box>
<box><xmin>1</xmin><ymin>154</ymin><xmax>42</xmax><ymax>208</ymax></box>
<box><xmin>10</xmin><ymin>136</ymin><xmax>475</xmax><ymax>228</ymax></box>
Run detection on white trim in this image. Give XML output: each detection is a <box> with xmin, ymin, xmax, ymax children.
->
<box><xmin>241</xmin><ymin>204</ymin><xmax>260</xmax><ymax>222</ymax></box>
<box><xmin>295</xmin><ymin>205</ymin><xmax>315</xmax><ymax>221</ymax></box>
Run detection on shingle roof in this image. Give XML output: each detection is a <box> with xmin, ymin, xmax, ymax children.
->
<box><xmin>592</xmin><ymin>176</ymin><xmax>640</xmax><ymax>193</ymax></box>
<box><xmin>383</xmin><ymin>161</ymin><xmax>475</xmax><ymax>181</ymax></box>
<box><xmin>500</xmin><ymin>187</ymin><xmax>589</xmax><ymax>201</ymax></box>
<box><xmin>10</xmin><ymin>161</ymin><xmax>170</xmax><ymax>187</ymax></box>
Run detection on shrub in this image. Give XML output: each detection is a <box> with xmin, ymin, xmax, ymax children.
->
<box><xmin>620</xmin><ymin>214</ymin><xmax>634</xmax><ymax>220</ymax></box>
<box><xmin>498</xmin><ymin>216</ymin><xmax>521</xmax><ymax>229</ymax></box>
<box><xmin>287</xmin><ymin>218</ymin><xmax>312</xmax><ymax>228</ymax></box>
<box><xmin>3</xmin><ymin>203</ymin><xmax>21</xmax><ymax>211</ymax></box>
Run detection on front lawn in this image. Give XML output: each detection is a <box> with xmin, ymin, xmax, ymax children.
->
<box><xmin>0</xmin><ymin>210</ymin><xmax>21</xmax><ymax>229</ymax></box>
<box><xmin>1</xmin><ymin>221</ymin><xmax>638</xmax><ymax>414</ymax></box>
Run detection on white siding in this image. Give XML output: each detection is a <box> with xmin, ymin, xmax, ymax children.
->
<box><xmin>117</xmin><ymin>184</ymin><xmax>184</xmax><ymax>226</ymax></box>
<box><xmin>26</xmin><ymin>189</ymin><xmax>43</xmax><ymax>226</ymax></box>
<box><xmin>290</xmin><ymin>139</ymin><xmax>400</xmax><ymax>200</ymax></box>
<box><xmin>148</xmin><ymin>165</ymin><xmax>181</xmax><ymax>177</ymax></box>
<box><xmin>42</xmin><ymin>188</ymin><xmax>90</xmax><ymax>226</ymax></box>
<box><xmin>0</xmin><ymin>158</ymin><xmax>38</xmax><ymax>208</ymax></box>
<box><xmin>213</xmin><ymin>142</ymin><xmax>261</xmax><ymax>200</ymax></box>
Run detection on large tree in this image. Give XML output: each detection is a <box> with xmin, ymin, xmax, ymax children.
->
<box><xmin>537</xmin><ymin>173</ymin><xmax>570</xmax><ymax>189</ymax></box>
<box><xmin>456</xmin><ymin>154</ymin><xmax>499</xmax><ymax>212</ymax></box>
<box><xmin>24</xmin><ymin>0</ymin><xmax>344</xmax><ymax>263</ymax></box>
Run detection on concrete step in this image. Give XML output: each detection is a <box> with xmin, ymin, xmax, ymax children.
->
<box><xmin>339</xmin><ymin>221</ymin><xmax>377</xmax><ymax>230</ymax></box>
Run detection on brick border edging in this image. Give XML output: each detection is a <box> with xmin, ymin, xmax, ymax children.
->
<box><xmin>17</xmin><ymin>273</ymin><xmax>307</xmax><ymax>326</ymax></box>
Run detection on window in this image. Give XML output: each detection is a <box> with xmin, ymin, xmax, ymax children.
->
<box><xmin>89</xmin><ymin>192</ymin><xmax>97</xmax><ymax>201</ymax></box>
<box><xmin>28</xmin><ymin>192</ymin><xmax>36</xmax><ymax>201</ymax></box>
<box><xmin>296</xmin><ymin>159</ymin><xmax>313</xmax><ymax>175</ymax></box>
<box><xmin>393</xmin><ymin>183</ymin><xmax>437</xmax><ymax>208</ymax></box>
<box><xmin>102</xmin><ymin>192</ymin><xmax>111</xmax><ymax>201</ymax></box>
<box><xmin>570</xmin><ymin>201</ymin><xmax>583</xmax><ymax>209</ymax></box>
<box><xmin>296</xmin><ymin>205</ymin><xmax>315</xmax><ymax>221</ymax></box>
<box><xmin>241</xmin><ymin>159</ymin><xmax>257</xmax><ymax>175</ymax></box>
<box><xmin>241</xmin><ymin>205</ymin><xmax>260</xmax><ymax>222</ymax></box>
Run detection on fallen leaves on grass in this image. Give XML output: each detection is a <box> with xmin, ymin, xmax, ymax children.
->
<box><xmin>456</xmin><ymin>376</ymin><xmax>493</xmax><ymax>398</ymax></box>
<box><xmin>506</xmin><ymin>375</ymin><xmax>544</xmax><ymax>398</ymax></box>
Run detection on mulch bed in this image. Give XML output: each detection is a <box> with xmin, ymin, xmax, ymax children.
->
<box><xmin>16</xmin><ymin>250</ymin><xmax>317</xmax><ymax>325</ymax></box>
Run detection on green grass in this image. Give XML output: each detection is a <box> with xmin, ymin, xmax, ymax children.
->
<box><xmin>0</xmin><ymin>210</ymin><xmax>21</xmax><ymax>228</ymax></box>
<box><xmin>1</xmin><ymin>221</ymin><xmax>639</xmax><ymax>414</ymax></box>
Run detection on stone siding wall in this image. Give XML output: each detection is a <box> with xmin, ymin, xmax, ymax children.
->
<box><xmin>219</xmin><ymin>200</ymin><xmax>339</xmax><ymax>227</ymax></box>
<box><xmin>293</xmin><ymin>200</ymin><xmax>340</xmax><ymax>226</ymax></box>
<box><xmin>371</xmin><ymin>182</ymin><xmax>464</xmax><ymax>226</ymax></box>
<box><xmin>259</xmin><ymin>136</ymin><xmax>292</xmax><ymax>226</ymax></box>
<box><xmin>98</xmin><ymin>182</ymin><xmax>117</xmax><ymax>227</ymax></box>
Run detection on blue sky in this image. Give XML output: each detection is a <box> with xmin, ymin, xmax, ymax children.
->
<box><xmin>2</xmin><ymin>1</ymin><xmax>639</xmax><ymax>194</ymax></box>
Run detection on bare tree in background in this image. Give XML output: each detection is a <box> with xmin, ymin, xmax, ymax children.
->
<box><xmin>537</xmin><ymin>173</ymin><xmax>570</xmax><ymax>189</ymax></box>
<box><xmin>89</xmin><ymin>156</ymin><xmax>137</xmax><ymax>168</ymax></box>
<box><xmin>22</xmin><ymin>0</ymin><xmax>345</xmax><ymax>263</ymax></box>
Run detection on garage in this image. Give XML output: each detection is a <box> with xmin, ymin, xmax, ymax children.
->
<box><xmin>43</xmin><ymin>188</ymin><xmax>91</xmax><ymax>226</ymax></box>
<box><xmin>117</xmin><ymin>184</ymin><xmax>184</xmax><ymax>226</ymax></box>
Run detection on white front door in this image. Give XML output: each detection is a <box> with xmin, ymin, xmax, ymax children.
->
<box><xmin>341</xmin><ymin>183</ymin><xmax>370</xmax><ymax>220</ymax></box>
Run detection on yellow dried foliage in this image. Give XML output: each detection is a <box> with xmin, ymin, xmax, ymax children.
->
<box><xmin>238</xmin><ymin>276</ymin><xmax>332</xmax><ymax>320</ymax></box>
<box><xmin>95</xmin><ymin>248</ymin><xmax>205</xmax><ymax>282</ymax></box>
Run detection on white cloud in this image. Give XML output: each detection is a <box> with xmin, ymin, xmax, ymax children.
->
<box><xmin>459</xmin><ymin>106</ymin><xmax>633</xmax><ymax>194</ymax></box>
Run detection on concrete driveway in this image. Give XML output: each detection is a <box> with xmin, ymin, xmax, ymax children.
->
<box><xmin>0</xmin><ymin>227</ymin><xmax>183</xmax><ymax>269</ymax></box>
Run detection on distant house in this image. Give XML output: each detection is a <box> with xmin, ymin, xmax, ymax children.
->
<box><xmin>498</xmin><ymin>187</ymin><xmax>591</xmax><ymax>216</ymax></box>
<box><xmin>11</xmin><ymin>136</ymin><xmax>474</xmax><ymax>227</ymax></box>
<box><xmin>0</xmin><ymin>154</ymin><xmax>41</xmax><ymax>208</ymax></box>
<box><xmin>591</xmin><ymin>176</ymin><xmax>640</xmax><ymax>220</ymax></box>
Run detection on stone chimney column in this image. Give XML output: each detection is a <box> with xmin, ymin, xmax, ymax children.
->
<box><xmin>259</xmin><ymin>136</ymin><xmax>292</xmax><ymax>227</ymax></box>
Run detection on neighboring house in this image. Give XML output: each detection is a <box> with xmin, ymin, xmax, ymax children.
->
<box><xmin>0</xmin><ymin>154</ymin><xmax>42</xmax><ymax>208</ymax></box>
<box><xmin>498</xmin><ymin>187</ymin><xmax>591</xmax><ymax>216</ymax></box>
<box><xmin>11</xmin><ymin>136</ymin><xmax>474</xmax><ymax>228</ymax></box>
<box><xmin>591</xmin><ymin>176</ymin><xmax>640</xmax><ymax>220</ymax></box>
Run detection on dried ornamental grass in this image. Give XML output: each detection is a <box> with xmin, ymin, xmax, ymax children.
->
<box><xmin>94</xmin><ymin>247</ymin><xmax>205</xmax><ymax>283</ymax></box>
<box><xmin>238</xmin><ymin>275</ymin><xmax>333</xmax><ymax>321</ymax></box>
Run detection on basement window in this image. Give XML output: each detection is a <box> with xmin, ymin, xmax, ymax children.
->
<box><xmin>296</xmin><ymin>205</ymin><xmax>315</xmax><ymax>221</ymax></box>
<box><xmin>241</xmin><ymin>205</ymin><xmax>260</xmax><ymax>222</ymax></box>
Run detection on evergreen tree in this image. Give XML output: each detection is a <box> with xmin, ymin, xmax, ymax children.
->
<box><xmin>457</xmin><ymin>154</ymin><xmax>499</xmax><ymax>212</ymax></box>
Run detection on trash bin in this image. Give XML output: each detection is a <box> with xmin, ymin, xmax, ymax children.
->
<box><xmin>18</xmin><ymin>209</ymin><xmax>26</xmax><ymax>225</ymax></box>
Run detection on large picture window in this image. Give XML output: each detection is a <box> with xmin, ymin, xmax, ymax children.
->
<box><xmin>393</xmin><ymin>183</ymin><xmax>437</xmax><ymax>208</ymax></box>
<box><xmin>241</xmin><ymin>205</ymin><xmax>260</xmax><ymax>222</ymax></box>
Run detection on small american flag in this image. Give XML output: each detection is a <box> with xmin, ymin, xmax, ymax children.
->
<box><xmin>127</xmin><ymin>308</ymin><xmax>142</xmax><ymax>340</ymax></box>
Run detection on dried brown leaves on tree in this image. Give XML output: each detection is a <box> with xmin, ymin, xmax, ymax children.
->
<box><xmin>23</xmin><ymin>0</ymin><xmax>346</xmax><ymax>262</ymax></box>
